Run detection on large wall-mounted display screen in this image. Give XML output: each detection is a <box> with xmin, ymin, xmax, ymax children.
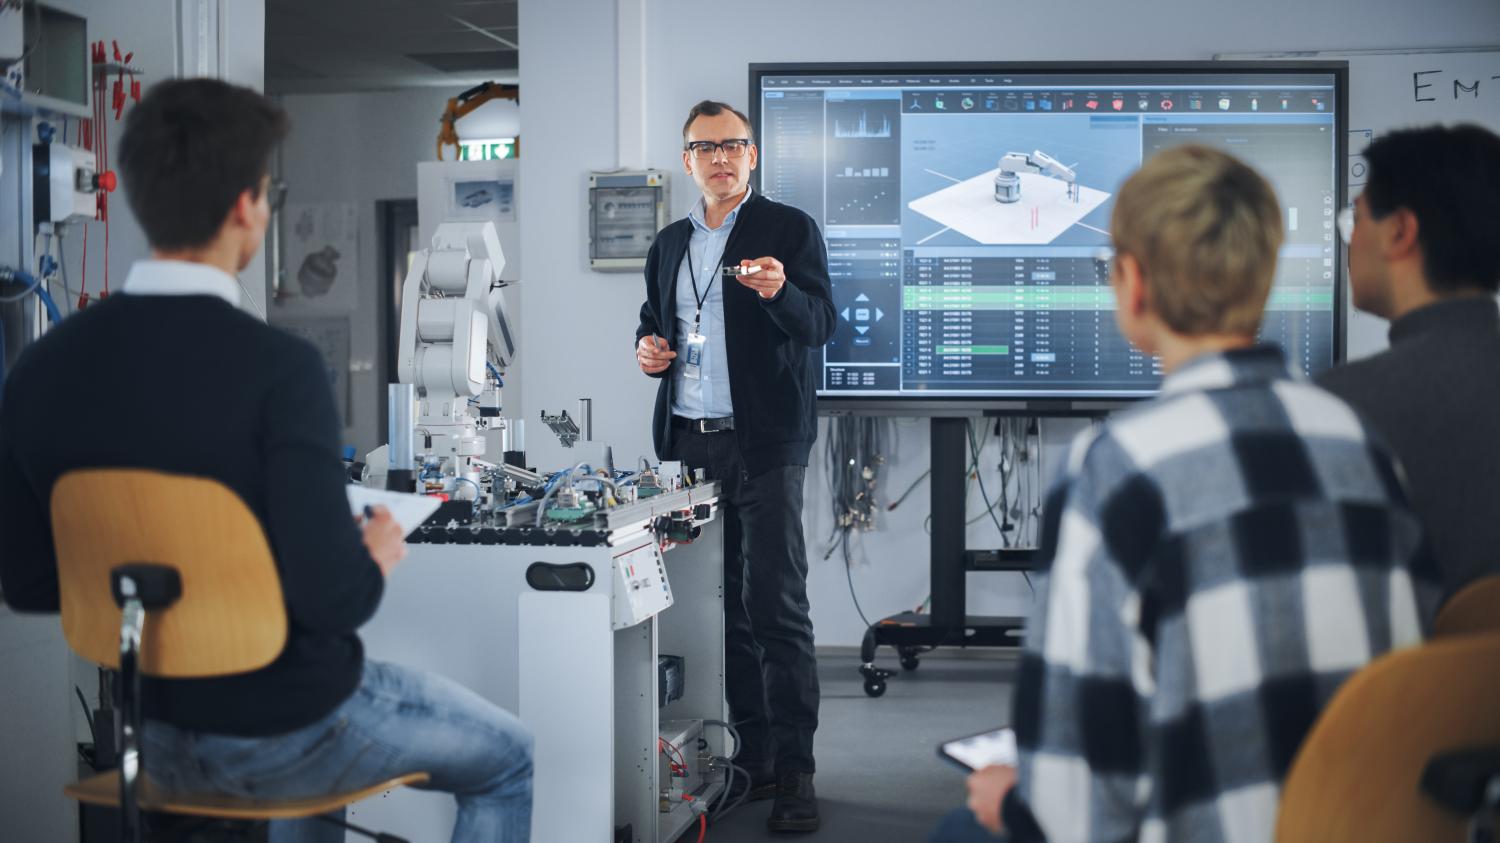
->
<box><xmin>750</xmin><ymin>62</ymin><xmax>1346</xmax><ymax>410</ymax></box>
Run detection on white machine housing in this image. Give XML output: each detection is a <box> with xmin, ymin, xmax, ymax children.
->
<box><xmin>350</xmin><ymin>486</ymin><xmax>728</xmax><ymax>843</ymax></box>
<box><xmin>37</xmin><ymin>144</ymin><xmax>97</xmax><ymax>222</ymax></box>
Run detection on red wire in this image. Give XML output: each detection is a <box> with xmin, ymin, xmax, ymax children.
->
<box><xmin>696</xmin><ymin>814</ymin><xmax>706</xmax><ymax>843</ymax></box>
<box><xmin>100</xmin><ymin>58</ymin><xmax>110</xmax><ymax>295</ymax></box>
<box><xmin>667</xmin><ymin>738</ymin><xmax>688</xmax><ymax>771</ymax></box>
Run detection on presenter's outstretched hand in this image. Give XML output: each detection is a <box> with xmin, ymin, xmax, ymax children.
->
<box><xmin>637</xmin><ymin>334</ymin><xmax>676</xmax><ymax>374</ymax></box>
<box><xmin>360</xmin><ymin>505</ymin><xmax>407</xmax><ymax>576</ymax></box>
<box><xmin>737</xmin><ymin>257</ymin><xmax>786</xmax><ymax>299</ymax></box>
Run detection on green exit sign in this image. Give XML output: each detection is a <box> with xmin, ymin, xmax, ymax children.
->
<box><xmin>459</xmin><ymin>138</ymin><xmax>517</xmax><ymax>160</ymax></box>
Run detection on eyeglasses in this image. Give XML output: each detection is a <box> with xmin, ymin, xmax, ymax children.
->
<box><xmin>685</xmin><ymin>139</ymin><xmax>751</xmax><ymax>160</ymax></box>
<box><xmin>1336</xmin><ymin>206</ymin><xmax>1354</xmax><ymax>245</ymax></box>
<box><xmin>269</xmin><ymin>179</ymin><xmax>289</xmax><ymax>212</ymax></box>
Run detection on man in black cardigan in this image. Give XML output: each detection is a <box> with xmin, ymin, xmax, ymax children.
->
<box><xmin>0</xmin><ymin>78</ymin><xmax>532</xmax><ymax>842</ymax></box>
<box><xmin>635</xmin><ymin>100</ymin><xmax>835</xmax><ymax>833</ymax></box>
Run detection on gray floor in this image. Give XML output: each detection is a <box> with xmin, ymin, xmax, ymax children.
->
<box><xmin>684</xmin><ymin>651</ymin><xmax>1019</xmax><ymax>843</ymax></box>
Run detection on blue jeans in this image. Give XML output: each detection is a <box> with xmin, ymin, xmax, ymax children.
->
<box><xmin>142</xmin><ymin>659</ymin><xmax>533</xmax><ymax>843</ymax></box>
<box><xmin>930</xmin><ymin>807</ymin><xmax>1008</xmax><ymax>843</ymax></box>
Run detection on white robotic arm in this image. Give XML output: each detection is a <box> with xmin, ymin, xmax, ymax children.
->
<box><xmin>396</xmin><ymin>222</ymin><xmax>514</xmax><ymax>398</ymax></box>
<box><xmin>391</xmin><ymin>221</ymin><xmax>516</xmax><ymax>495</ymax></box>
<box><xmin>995</xmin><ymin>150</ymin><xmax>1079</xmax><ymax>204</ymax></box>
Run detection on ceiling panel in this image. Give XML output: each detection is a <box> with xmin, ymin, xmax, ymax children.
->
<box><xmin>408</xmin><ymin>51</ymin><xmax>520</xmax><ymax>74</ymax></box>
<box><xmin>266</xmin><ymin>0</ymin><xmax>520</xmax><ymax>95</ymax></box>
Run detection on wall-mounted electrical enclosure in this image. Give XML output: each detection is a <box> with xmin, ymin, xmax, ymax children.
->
<box><xmin>588</xmin><ymin>169</ymin><xmax>668</xmax><ymax>272</ymax></box>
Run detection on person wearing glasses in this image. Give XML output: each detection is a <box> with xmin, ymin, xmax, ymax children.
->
<box><xmin>1318</xmin><ymin>124</ymin><xmax>1500</xmax><ymax>599</ymax></box>
<box><xmin>635</xmin><ymin>99</ymin><xmax>835</xmax><ymax>834</ymax></box>
<box><xmin>0</xmin><ymin>78</ymin><xmax>533</xmax><ymax>843</ymax></box>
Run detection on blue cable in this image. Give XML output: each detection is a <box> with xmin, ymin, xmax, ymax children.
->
<box><xmin>0</xmin><ymin>268</ymin><xmax>40</xmax><ymax>301</ymax></box>
<box><xmin>0</xmin><ymin>269</ymin><xmax>63</xmax><ymax>391</ymax></box>
<box><xmin>33</xmin><ymin>285</ymin><xmax>61</xmax><ymax>324</ymax></box>
<box><xmin>0</xmin><ymin>269</ymin><xmax>61</xmax><ymax>324</ymax></box>
<box><xmin>453</xmin><ymin>477</ymin><xmax>482</xmax><ymax>502</ymax></box>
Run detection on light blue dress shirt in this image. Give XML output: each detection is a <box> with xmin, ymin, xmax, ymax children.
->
<box><xmin>670</xmin><ymin>187</ymin><xmax>750</xmax><ymax>419</ymax></box>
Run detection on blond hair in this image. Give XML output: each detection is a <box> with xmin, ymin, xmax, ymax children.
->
<box><xmin>1110</xmin><ymin>145</ymin><xmax>1284</xmax><ymax>336</ymax></box>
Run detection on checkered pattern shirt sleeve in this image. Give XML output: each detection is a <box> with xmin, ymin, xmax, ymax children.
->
<box><xmin>1002</xmin><ymin>354</ymin><xmax>1439</xmax><ymax>843</ymax></box>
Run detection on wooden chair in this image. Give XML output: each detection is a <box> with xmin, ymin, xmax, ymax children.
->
<box><xmin>1276</xmin><ymin>634</ymin><xmax>1500</xmax><ymax>842</ymax></box>
<box><xmin>1435</xmin><ymin>576</ymin><xmax>1500</xmax><ymax>638</ymax></box>
<box><xmin>51</xmin><ymin>469</ymin><xmax>427</xmax><ymax>843</ymax></box>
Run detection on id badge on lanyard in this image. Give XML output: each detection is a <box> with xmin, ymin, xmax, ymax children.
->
<box><xmin>683</xmin><ymin>245</ymin><xmax>714</xmax><ymax>381</ymax></box>
<box><xmin>683</xmin><ymin>330</ymin><xmax>707</xmax><ymax>380</ymax></box>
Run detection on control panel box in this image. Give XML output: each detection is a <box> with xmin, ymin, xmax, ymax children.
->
<box><xmin>612</xmin><ymin>542</ymin><xmax>672</xmax><ymax>630</ymax></box>
<box><xmin>33</xmin><ymin>143</ymin><xmax>97</xmax><ymax>223</ymax></box>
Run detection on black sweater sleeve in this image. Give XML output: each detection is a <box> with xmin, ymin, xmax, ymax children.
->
<box><xmin>262</xmin><ymin>341</ymin><xmax>384</xmax><ymax>632</ymax></box>
<box><xmin>0</xmin><ymin>395</ymin><xmax>59</xmax><ymax>612</ymax></box>
<box><xmin>636</xmin><ymin>239</ymin><xmax>673</xmax><ymax>380</ymax></box>
<box><xmin>759</xmin><ymin>210</ymin><xmax>836</xmax><ymax>348</ymax></box>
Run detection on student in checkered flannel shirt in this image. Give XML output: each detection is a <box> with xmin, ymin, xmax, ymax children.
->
<box><xmin>933</xmin><ymin>145</ymin><xmax>1441</xmax><ymax>843</ymax></box>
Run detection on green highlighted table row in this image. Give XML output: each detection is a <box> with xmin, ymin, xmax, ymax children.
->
<box><xmin>934</xmin><ymin>345</ymin><xmax>1010</xmax><ymax>355</ymax></box>
<box><xmin>904</xmin><ymin>289</ymin><xmax>1334</xmax><ymax>310</ymax></box>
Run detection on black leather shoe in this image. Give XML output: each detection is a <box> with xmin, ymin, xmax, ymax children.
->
<box><xmin>727</xmin><ymin>767</ymin><xmax>778</xmax><ymax>803</ymax></box>
<box><xmin>767</xmin><ymin>771</ymin><xmax>819</xmax><ymax>833</ymax></box>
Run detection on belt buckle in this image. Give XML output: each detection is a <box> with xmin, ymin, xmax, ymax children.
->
<box><xmin>697</xmin><ymin>419</ymin><xmax>712</xmax><ymax>434</ymax></box>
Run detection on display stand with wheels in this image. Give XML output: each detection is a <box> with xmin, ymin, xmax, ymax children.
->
<box><xmin>857</xmin><ymin>417</ymin><xmax>1037</xmax><ymax>698</ymax></box>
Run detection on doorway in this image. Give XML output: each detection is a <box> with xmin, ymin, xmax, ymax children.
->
<box><xmin>376</xmin><ymin>198</ymin><xmax>419</xmax><ymax>447</ymax></box>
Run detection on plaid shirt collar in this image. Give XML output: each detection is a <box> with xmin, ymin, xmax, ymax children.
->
<box><xmin>1159</xmin><ymin>344</ymin><xmax>1294</xmax><ymax>397</ymax></box>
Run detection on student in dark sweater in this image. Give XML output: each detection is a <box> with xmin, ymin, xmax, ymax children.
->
<box><xmin>0</xmin><ymin>79</ymin><xmax>531</xmax><ymax>843</ymax></box>
<box><xmin>635</xmin><ymin>100</ymin><xmax>835</xmax><ymax>833</ymax></box>
<box><xmin>1318</xmin><ymin>124</ymin><xmax>1500</xmax><ymax>598</ymax></box>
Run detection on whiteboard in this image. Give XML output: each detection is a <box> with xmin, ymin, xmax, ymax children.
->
<box><xmin>1220</xmin><ymin>47</ymin><xmax>1500</xmax><ymax>360</ymax></box>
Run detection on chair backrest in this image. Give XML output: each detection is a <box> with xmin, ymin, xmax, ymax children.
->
<box><xmin>1434</xmin><ymin>575</ymin><xmax>1500</xmax><ymax>638</ymax></box>
<box><xmin>1276</xmin><ymin>634</ymin><xmax>1500</xmax><ymax>842</ymax></box>
<box><xmin>50</xmin><ymin>469</ymin><xmax>287</xmax><ymax>678</ymax></box>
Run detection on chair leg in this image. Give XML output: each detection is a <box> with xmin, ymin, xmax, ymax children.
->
<box><xmin>117</xmin><ymin>597</ymin><xmax>146</xmax><ymax>843</ymax></box>
<box><xmin>1469</xmin><ymin>774</ymin><xmax>1500</xmax><ymax>843</ymax></box>
<box><xmin>316</xmin><ymin>813</ymin><xmax>412</xmax><ymax>843</ymax></box>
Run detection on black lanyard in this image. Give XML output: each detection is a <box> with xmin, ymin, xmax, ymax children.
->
<box><xmin>684</xmin><ymin>244</ymin><xmax>716</xmax><ymax>334</ymax></box>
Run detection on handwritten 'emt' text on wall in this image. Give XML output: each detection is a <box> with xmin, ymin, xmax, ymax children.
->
<box><xmin>1413</xmin><ymin>70</ymin><xmax>1500</xmax><ymax>103</ymax></box>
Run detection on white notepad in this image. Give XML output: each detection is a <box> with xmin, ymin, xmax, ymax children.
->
<box><xmin>346</xmin><ymin>485</ymin><xmax>444</xmax><ymax>536</ymax></box>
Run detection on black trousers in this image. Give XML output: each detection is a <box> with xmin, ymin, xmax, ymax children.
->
<box><xmin>670</xmin><ymin>426</ymin><xmax>819</xmax><ymax>775</ymax></box>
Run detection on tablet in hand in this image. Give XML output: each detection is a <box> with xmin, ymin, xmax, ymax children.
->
<box><xmin>938</xmin><ymin>727</ymin><xmax>1017</xmax><ymax>771</ymax></box>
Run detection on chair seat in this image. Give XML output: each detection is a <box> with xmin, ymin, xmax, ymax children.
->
<box><xmin>65</xmin><ymin>770</ymin><xmax>431</xmax><ymax>820</ymax></box>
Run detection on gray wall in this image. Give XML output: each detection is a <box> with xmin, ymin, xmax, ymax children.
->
<box><xmin>275</xmin><ymin>89</ymin><xmax>450</xmax><ymax>453</ymax></box>
<box><xmin>518</xmin><ymin>0</ymin><xmax>1500</xmax><ymax>646</ymax></box>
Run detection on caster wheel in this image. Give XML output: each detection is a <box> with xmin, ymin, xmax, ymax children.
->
<box><xmin>900</xmin><ymin>654</ymin><xmax>921</xmax><ymax>672</ymax></box>
<box><xmin>863</xmin><ymin>678</ymin><xmax>887</xmax><ymax>698</ymax></box>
